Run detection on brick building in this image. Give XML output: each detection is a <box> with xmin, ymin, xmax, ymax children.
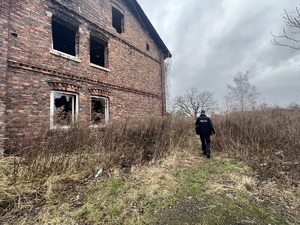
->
<box><xmin>0</xmin><ymin>0</ymin><xmax>171</xmax><ymax>153</ymax></box>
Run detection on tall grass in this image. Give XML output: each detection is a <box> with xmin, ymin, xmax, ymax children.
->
<box><xmin>1</xmin><ymin>108</ymin><xmax>300</xmax><ymax>217</ymax></box>
<box><xmin>9</xmin><ymin>115</ymin><xmax>194</xmax><ymax>182</ymax></box>
<box><xmin>213</xmin><ymin>107</ymin><xmax>300</xmax><ymax>183</ymax></box>
<box><xmin>1</xmin><ymin>115</ymin><xmax>194</xmax><ymax>216</ymax></box>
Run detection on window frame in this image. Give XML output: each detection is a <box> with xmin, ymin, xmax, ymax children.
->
<box><xmin>51</xmin><ymin>17</ymin><xmax>79</xmax><ymax>59</ymax></box>
<box><xmin>50</xmin><ymin>91</ymin><xmax>79</xmax><ymax>129</ymax></box>
<box><xmin>112</xmin><ymin>7</ymin><xmax>124</xmax><ymax>33</ymax></box>
<box><xmin>89</xmin><ymin>36</ymin><xmax>109</xmax><ymax>70</ymax></box>
<box><xmin>90</xmin><ymin>96</ymin><xmax>109</xmax><ymax>127</ymax></box>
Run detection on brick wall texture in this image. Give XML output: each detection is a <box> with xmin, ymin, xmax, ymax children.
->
<box><xmin>0</xmin><ymin>0</ymin><xmax>169</xmax><ymax>152</ymax></box>
<box><xmin>0</xmin><ymin>0</ymin><xmax>10</xmax><ymax>154</ymax></box>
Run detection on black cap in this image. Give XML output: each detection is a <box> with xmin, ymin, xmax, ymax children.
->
<box><xmin>201</xmin><ymin>110</ymin><xmax>205</xmax><ymax>114</ymax></box>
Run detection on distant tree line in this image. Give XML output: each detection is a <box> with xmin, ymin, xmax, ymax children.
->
<box><xmin>173</xmin><ymin>71</ymin><xmax>260</xmax><ymax>117</ymax></box>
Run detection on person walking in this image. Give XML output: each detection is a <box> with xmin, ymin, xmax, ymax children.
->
<box><xmin>195</xmin><ymin>110</ymin><xmax>215</xmax><ymax>158</ymax></box>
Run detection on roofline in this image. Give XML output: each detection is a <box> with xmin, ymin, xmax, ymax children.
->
<box><xmin>126</xmin><ymin>0</ymin><xmax>172</xmax><ymax>59</ymax></box>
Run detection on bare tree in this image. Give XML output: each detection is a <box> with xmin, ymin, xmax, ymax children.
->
<box><xmin>289</xmin><ymin>90</ymin><xmax>300</xmax><ymax>109</ymax></box>
<box><xmin>297</xmin><ymin>89</ymin><xmax>300</xmax><ymax>102</ymax></box>
<box><xmin>225</xmin><ymin>72</ymin><xmax>259</xmax><ymax>111</ymax></box>
<box><xmin>271</xmin><ymin>6</ymin><xmax>300</xmax><ymax>50</ymax></box>
<box><xmin>174</xmin><ymin>88</ymin><xmax>218</xmax><ymax>118</ymax></box>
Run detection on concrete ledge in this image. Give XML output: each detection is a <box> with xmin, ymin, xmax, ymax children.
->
<box><xmin>50</xmin><ymin>49</ymin><xmax>81</xmax><ymax>63</ymax></box>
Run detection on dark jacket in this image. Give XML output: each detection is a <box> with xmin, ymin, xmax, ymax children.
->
<box><xmin>195</xmin><ymin>114</ymin><xmax>215</xmax><ymax>136</ymax></box>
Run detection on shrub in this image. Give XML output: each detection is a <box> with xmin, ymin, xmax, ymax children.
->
<box><xmin>11</xmin><ymin>115</ymin><xmax>194</xmax><ymax>182</ymax></box>
<box><xmin>213</xmin><ymin>107</ymin><xmax>300</xmax><ymax>183</ymax></box>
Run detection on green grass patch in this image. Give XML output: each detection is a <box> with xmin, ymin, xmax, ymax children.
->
<box><xmin>154</xmin><ymin>196</ymin><xmax>290</xmax><ymax>225</ymax></box>
<box><xmin>174</xmin><ymin>157</ymin><xmax>243</xmax><ymax>198</ymax></box>
<box><xmin>153</xmin><ymin>158</ymin><xmax>291</xmax><ymax>225</ymax></box>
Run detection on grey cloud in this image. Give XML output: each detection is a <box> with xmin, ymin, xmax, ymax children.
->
<box><xmin>138</xmin><ymin>0</ymin><xmax>300</xmax><ymax>106</ymax></box>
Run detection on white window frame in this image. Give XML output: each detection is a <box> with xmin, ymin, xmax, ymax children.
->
<box><xmin>90</xmin><ymin>96</ymin><xmax>109</xmax><ymax>127</ymax></box>
<box><xmin>50</xmin><ymin>91</ymin><xmax>79</xmax><ymax>129</ymax></box>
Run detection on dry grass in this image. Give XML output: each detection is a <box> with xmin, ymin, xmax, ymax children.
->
<box><xmin>0</xmin><ymin>115</ymin><xmax>194</xmax><ymax>217</ymax></box>
<box><xmin>206</xmin><ymin>165</ymin><xmax>257</xmax><ymax>194</ymax></box>
<box><xmin>1</xmin><ymin>107</ymin><xmax>300</xmax><ymax>222</ymax></box>
<box><xmin>10</xmin><ymin>115</ymin><xmax>193</xmax><ymax>180</ymax></box>
<box><xmin>213</xmin><ymin>107</ymin><xmax>300</xmax><ymax>184</ymax></box>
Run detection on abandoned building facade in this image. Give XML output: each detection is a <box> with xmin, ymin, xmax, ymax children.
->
<box><xmin>0</xmin><ymin>0</ymin><xmax>171</xmax><ymax>152</ymax></box>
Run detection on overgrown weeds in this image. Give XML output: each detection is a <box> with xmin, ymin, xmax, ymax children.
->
<box><xmin>1</xmin><ymin>107</ymin><xmax>300</xmax><ymax>223</ymax></box>
<box><xmin>0</xmin><ymin>115</ymin><xmax>193</xmax><ymax>216</ymax></box>
<box><xmin>213</xmin><ymin>107</ymin><xmax>300</xmax><ymax>183</ymax></box>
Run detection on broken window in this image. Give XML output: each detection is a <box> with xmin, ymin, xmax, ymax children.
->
<box><xmin>112</xmin><ymin>7</ymin><xmax>124</xmax><ymax>33</ymax></box>
<box><xmin>52</xmin><ymin>18</ymin><xmax>77</xmax><ymax>56</ymax></box>
<box><xmin>90</xmin><ymin>37</ymin><xmax>107</xmax><ymax>67</ymax></box>
<box><xmin>91</xmin><ymin>97</ymin><xmax>109</xmax><ymax>126</ymax></box>
<box><xmin>50</xmin><ymin>91</ymin><xmax>78</xmax><ymax>128</ymax></box>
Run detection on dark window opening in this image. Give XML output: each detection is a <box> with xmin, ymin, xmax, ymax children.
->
<box><xmin>52</xmin><ymin>19</ymin><xmax>77</xmax><ymax>56</ymax></box>
<box><xmin>53</xmin><ymin>93</ymin><xmax>76</xmax><ymax>126</ymax></box>
<box><xmin>112</xmin><ymin>7</ymin><xmax>124</xmax><ymax>33</ymax></box>
<box><xmin>146</xmin><ymin>44</ymin><xmax>150</xmax><ymax>51</ymax></box>
<box><xmin>90</xmin><ymin>38</ymin><xmax>106</xmax><ymax>67</ymax></box>
<box><xmin>91</xmin><ymin>97</ymin><xmax>107</xmax><ymax>125</ymax></box>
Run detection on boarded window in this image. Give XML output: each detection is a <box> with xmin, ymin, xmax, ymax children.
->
<box><xmin>90</xmin><ymin>37</ymin><xmax>106</xmax><ymax>67</ymax></box>
<box><xmin>91</xmin><ymin>97</ymin><xmax>109</xmax><ymax>125</ymax></box>
<box><xmin>112</xmin><ymin>7</ymin><xmax>124</xmax><ymax>33</ymax></box>
<box><xmin>52</xmin><ymin>19</ymin><xmax>77</xmax><ymax>56</ymax></box>
<box><xmin>51</xmin><ymin>91</ymin><xmax>78</xmax><ymax>128</ymax></box>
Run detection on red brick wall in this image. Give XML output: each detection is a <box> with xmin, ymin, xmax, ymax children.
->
<box><xmin>0</xmin><ymin>1</ymin><xmax>10</xmax><ymax>154</ymax></box>
<box><xmin>3</xmin><ymin>0</ymin><xmax>168</xmax><ymax>148</ymax></box>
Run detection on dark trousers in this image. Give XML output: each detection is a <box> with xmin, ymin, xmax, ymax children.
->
<box><xmin>200</xmin><ymin>135</ymin><xmax>211</xmax><ymax>155</ymax></box>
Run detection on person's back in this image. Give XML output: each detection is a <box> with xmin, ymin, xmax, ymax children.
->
<box><xmin>195</xmin><ymin>110</ymin><xmax>215</xmax><ymax>158</ymax></box>
<box><xmin>195</xmin><ymin>113</ymin><xmax>215</xmax><ymax>136</ymax></box>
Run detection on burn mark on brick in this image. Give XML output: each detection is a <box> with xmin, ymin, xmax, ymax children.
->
<box><xmin>51</xmin><ymin>0</ymin><xmax>160</xmax><ymax>63</ymax></box>
<box><xmin>50</xmin><ymin>1</ymin><xmax>81</xmax><ymax>28</ymax></box>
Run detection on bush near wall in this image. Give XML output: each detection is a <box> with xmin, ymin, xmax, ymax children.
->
<box><xmin>8</xmin><ymin>115</ymin><xmax>194</xmax><ymax>182</ymax></box>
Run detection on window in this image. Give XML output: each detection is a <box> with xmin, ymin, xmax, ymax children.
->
<box><xmin>91</xmin><ymin>97</ymin><xmax>109</xmax><ymax>126</ymax></box>
<box><xmin>112</xmin><ymin>7</ymin><xmax>124</xmax><ymax>33</ymax></box>
<box><xmin>146</xmin><ymin>44</ymin><xmax>150</xmax><ymax>51</ymax></box>
<box><xmin>90</xmin><ymin>37</ymin><xmax>107</xmax><ymax>67</ymax></box>
<box><xmin>52</xmin><ymin>18</ymin><xmax>78</xmax><ymax>56</ymax></box>
<box><xmin>50</xmin><ymin>91</ymin><xmax>78</xmax><ymax>128</ymax></box>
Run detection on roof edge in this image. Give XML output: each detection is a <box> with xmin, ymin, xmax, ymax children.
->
<box><xmin>126</xmin><ymin>0</ymin><xmax>172</xmax><ymax>59</ymax></box>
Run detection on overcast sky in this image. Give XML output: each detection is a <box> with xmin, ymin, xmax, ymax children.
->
<box><xmin>137</xmin><ymin>0</ymin><xmax>300</xmax><ymax>108</ymax></box>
